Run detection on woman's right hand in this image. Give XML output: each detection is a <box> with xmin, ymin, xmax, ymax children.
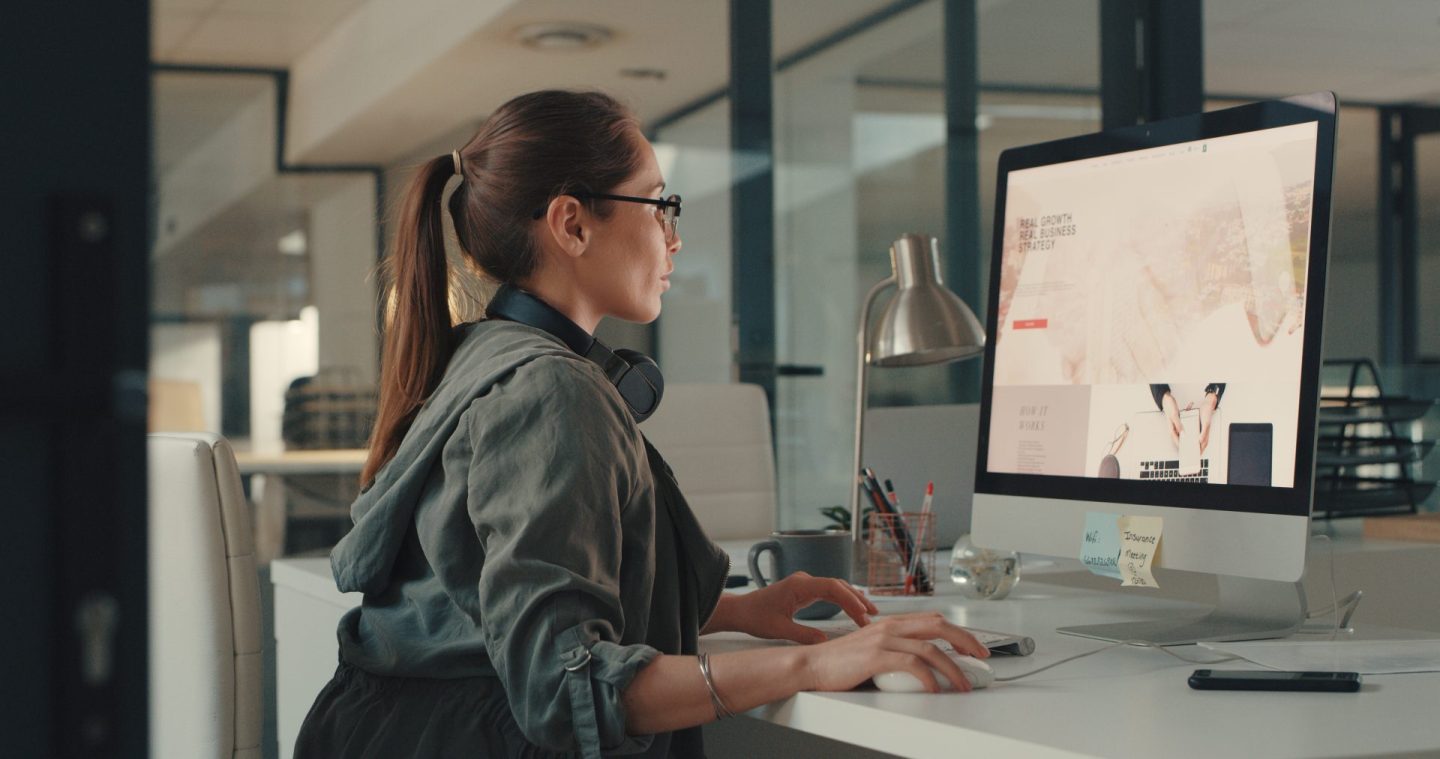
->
<box><xmin>797</xmin><ymin>612</ymin><xmax>989</xmax><ymax>694</ymax></box>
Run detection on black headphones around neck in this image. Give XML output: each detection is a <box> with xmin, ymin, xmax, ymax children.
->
<box><xmin>485</xmin><ymin>283</ymin><xmax>664</xmax><ymax>423</ymax></box>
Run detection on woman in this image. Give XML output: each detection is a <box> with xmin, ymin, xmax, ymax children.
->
<box><xmin>295</xmin><ymin>90</ymin><xmax>987</xmax><ymax>758</ymax></box>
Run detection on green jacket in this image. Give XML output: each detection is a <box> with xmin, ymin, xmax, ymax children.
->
<box><xmin>331</xmin><ymin>319</ymin><xmax>730</xmax><ymax>757</ymax></box>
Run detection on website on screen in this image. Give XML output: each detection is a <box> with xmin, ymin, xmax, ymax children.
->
<box><xmin>987</xmin><ymin>122</ymin><xmax>1319</xmax><ymax>488</ymax></box>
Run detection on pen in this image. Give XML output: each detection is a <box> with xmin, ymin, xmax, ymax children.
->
<box><xmin>876</xmin><ymin>474</ymin><xmax>912</xmax><ymax>566</ymax></box>
<box><xmin>862</xmin><ymin>468</ymin><xmax>896</xmax><ymax>522</ymax></box>
<box><xmin>905</xmin><ymin>482</ymin><xmax>935</xmax><ymax>593</ymax></box>
<box><xmin>860</xmin><ymin>470</ymin><xmax>910</xmax><ymax>574</ymax></box>
<box><xmin>859</xmin><ymin>470</ymin><xmax>893</xmax><ymax>520</ymax></box>
<box><xmin>867</xmin><ymin>467</ymin><xmax>930</xmax><ymax>592</ymax></box>
<box><xmin>862</xmin><ymin>468</ymin><xmax>885</xmax><ymax>508</ymax></box>
<box><xmin>865</xmin><ymin>469</ymin><xmax>909</xmax><ymax>563</ymax></box>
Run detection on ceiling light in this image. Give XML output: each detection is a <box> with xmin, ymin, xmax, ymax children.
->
<box><xmin>514</xmin><ymin>22</ymin><xmax>613</xmax><ymax>50</ymax></box>
<box><xmin>277</xmin><ymin>229</ymin><xmax>307</xmax><ymax>256</ymax></box>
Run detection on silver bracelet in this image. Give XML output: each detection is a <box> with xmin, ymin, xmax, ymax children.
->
<box><xmin>697</xmin><ymin>652</ymin><xmax>735</xmax><ymax>720</ymax></box>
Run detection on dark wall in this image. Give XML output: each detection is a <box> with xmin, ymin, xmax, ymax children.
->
<box><xmin>1</xmin><ymin>2</ymin><xmax>151</xmax><ymax>756</ymax></box>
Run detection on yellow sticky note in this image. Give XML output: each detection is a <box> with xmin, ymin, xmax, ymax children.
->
<box><xmin>1118</xmin><ymin>515</ymin><xmax>1163</xmax><ymax>588</ymax></box>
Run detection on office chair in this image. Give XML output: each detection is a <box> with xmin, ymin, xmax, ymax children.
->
<box><xmin>148</xmin><ymin>433</ymin><xmax>263</xmax><ymax>758</ymax></box>
<box><xmin>641</xmin><ymin>383</ymin><xmax>777</xmax><ymax>541</ymax></box>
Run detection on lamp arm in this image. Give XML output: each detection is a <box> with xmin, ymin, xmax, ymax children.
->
<box><xmin>851</xmin><ymin>276</ymin><xmax>895</xmax><ymax>547</ymax></box>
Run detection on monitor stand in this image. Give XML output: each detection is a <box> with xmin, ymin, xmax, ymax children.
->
<box><xmin>1056</xmin><ymin>577</ymin><xmax>1307</xmax><ymax>646</ymax></box>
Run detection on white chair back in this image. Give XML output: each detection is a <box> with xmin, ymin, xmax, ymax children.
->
<box><xmin>642</xmin><ymin>383</ymin><xmax>776</xmax><ymax>541</ymax></box>
<box><xmin>148</xmin><ymin>433</ymin><xmax>262</xmax><ymax>759</ymax></box>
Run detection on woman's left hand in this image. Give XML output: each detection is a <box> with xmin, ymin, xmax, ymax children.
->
<box><xmin>733</xmin><ymin>572</ymin><xmax>878</xmax><ymax>645</ymax></box>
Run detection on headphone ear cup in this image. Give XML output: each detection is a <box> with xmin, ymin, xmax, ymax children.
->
<box><xmin>489</xmin><ymin>285</ymin><xmax>665</xmax><ymax>423</ymax></box>
<box><xmin>614</xmin><ymin>348</ymin><xmax>664</xmax><ymax>422</ymax></box>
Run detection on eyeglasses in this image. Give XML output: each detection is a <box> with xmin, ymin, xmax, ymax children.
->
<box><xmin>531</xmin><ymin>192</ymin><xmax>682</xmax><ymax>243</ymax></box>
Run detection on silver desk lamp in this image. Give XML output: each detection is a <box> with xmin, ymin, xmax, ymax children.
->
<box><xmin>851</xmin><ymin>233</ymin><xmax>986</xmax><ymax>567</ymax></box>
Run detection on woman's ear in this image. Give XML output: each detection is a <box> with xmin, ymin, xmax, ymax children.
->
<box><xmin>540</xmin><ymin>195</ymin><xmax>590</xmax><ymax>260</ymax></box>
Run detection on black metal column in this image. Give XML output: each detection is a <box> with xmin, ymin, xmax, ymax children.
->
<box><xmin>1100</xmin><ymin>0</ymin><xmax>1203</xmax><ymax>128</ymax></box>
<box><xmin>1147</xmin><ymin>0</ymin><xmax>1203</xmax><ymax>120</ymax></box>
<box><xmin>1378</xmin><ymin>107</ymin><xmax>1406</xmax><ymax>365</ymax></box>
<box><xmin>729</xmin><ymin>0</ymin><xmax>777</xmax><ymax>404</ymax></box>
<box><xmin>1100</xmin><ymin>0</ymin><xmax>1144</xmax><ymax>129</ymax></box>
<box><xmin>945</xmin><ymin>0</ymin><xmax>983</xmax><ymax>402</ymax></box>
<box><xmin>1378</xmin><ymin>106</ymin><xmax>1440</xmax><ymax>365</ymax></box>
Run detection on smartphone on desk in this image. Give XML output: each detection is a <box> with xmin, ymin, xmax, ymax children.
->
<box><xmin>1189</xmin><ymin>669</ymin><xmax>1361</xmax><ymax>693</ymax></box>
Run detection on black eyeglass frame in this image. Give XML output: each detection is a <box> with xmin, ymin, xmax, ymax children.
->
<box><xmin>531</xmin><ymin>191</ymin><xmax>682</xmax><ymax>240</ymax></box>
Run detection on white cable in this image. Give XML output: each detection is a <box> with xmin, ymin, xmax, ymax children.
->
<box><xmin>994</xmin><ymin>640</ymin><xmax>1244</xmax><ymax>682</ymax></box>
<box><xmin>1293</xmin><ymin>532</ymin><xmax>1364</xmax><ymax>637</ymax></box>
<box><xmin>1308</xmin><ymin>592</ymin><xmax>1362</xmax><ymax>621</ymax></box>
<box><xmin>1322</xmin><ymin>533</ymin><xmax>1340</xmax><ymax>640</ymax></box>
<box><xmin>1305</xmin><ymin>591</ymin><xmax>1362</xmax><ymax>629</ymax></box>
<box><xmin>999</xmin><ymin>533</ymin><xmax>1367</xmax><ymax>682</ymax></box>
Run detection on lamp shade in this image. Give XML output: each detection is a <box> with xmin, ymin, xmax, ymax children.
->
<box><xmin>870</xmin><ymin>233</ymin><xmax>985</xmax><ymax>367</ymax></box>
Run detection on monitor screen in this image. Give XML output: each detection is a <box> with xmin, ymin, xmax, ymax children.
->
<box><xmin>975</xmin><ymin>94</ymin><xmax>1336</xmax><ymax>529</ymax></box>
<box><xmin>988</xmin><ymin>121</ymin><xmax>1315</xmax><ymax>488</ymax></box>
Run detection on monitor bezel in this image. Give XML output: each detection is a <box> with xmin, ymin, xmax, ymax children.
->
<box><xmin>974</xmin><ymin>92</ymin><xmax>1337</xmax><ymax>519</ymax></box>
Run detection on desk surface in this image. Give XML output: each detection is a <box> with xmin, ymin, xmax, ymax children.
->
<box><xmin>233</xmin><ymin>448</ymin><xmax>368</xmax><ymax>475</ymax></box>
<box><xmin>704</xmin><ymin>584</ymin><xmax>1440</xmax><ymax>759</ymax></box>
<box><xmin>273</xmin><ymin>556</ymin><xmax>1440</xmax><ymax>759</ymax></box>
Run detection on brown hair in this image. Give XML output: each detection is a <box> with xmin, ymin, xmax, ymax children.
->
<box><xmin>362</xmin><ymin>90</ymin><xmax>645</xmax><ymax>486</ymax></box>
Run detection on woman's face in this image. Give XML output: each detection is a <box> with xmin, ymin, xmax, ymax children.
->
<box><xmin>577</xmin><ymin>132</ymin><xmax>681</xmax><ymax>325</ymax></box>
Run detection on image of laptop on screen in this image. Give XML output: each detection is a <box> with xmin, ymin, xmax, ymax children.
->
<box><xmin>1129</xmin><ymin>409</ymin><xmax>1209</xmax><ymax>482</ymax></box>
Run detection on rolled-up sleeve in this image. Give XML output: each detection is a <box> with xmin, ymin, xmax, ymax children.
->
<box><xmin>467</xmin><ymin>355</ymin><xmax>659</xmax><ymax>756</ymax></box>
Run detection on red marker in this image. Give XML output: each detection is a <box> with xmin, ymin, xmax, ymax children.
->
<box><xmin>883</xmin><ymin>479</ymin><xmax>901</xmax><ymax>511</ymax></box>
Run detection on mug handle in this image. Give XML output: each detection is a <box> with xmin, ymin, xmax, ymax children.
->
<box><xmin>748</xmin><ymin>540</ymin><xmax>781</xmax><ymax>588</ymax></box>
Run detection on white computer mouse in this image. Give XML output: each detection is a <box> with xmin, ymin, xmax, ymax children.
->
<box><xmin>872</xmin><ymin>651</ymin><xmax>994</xmax><ymax>692</ymax></box>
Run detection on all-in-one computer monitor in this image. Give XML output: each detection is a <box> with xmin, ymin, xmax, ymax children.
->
<box><xmin>971</xmin><ymin>92</ymin><xmax>1337</xmax><ymax>644</ymax></box>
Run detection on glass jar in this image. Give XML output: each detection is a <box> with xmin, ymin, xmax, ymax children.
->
<box><xmin>949</xmin><ymin>534</ymin><xmax>1021</xmax><ymax>600</ymax></box>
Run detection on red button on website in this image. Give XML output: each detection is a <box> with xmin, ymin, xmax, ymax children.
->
<box><xmin>1013</xmin><ymin>319</ymin><xmax>1048</xmax><ymax>329</ymax></box>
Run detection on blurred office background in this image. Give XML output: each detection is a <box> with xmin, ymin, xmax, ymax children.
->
<box><xmin>148</xmin><ymin>0</ymin><xmax>1440</xmax><ymax>538</ymax></box>
<box><xmin>9</xmin><ymin>1</ymin><xmax>1440</xmax><ymax>756</ymax></box>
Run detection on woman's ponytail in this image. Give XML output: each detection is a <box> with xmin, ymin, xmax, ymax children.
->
<box><xmin>360</xmin><ymin>90</ymin><xmax>645</xmax><ymax>486</ymax></box>
<box><xmin>362</xmin><ymin>154</ymin><xmax>457</xmax><ymax>486</ymax></box>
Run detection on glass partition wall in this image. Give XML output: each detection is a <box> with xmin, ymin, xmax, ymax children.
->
<box><xmin>654</xmin><ymin>0</ymin><xmax>1103</xmax><ymax>530</ymax></box>
<box><xmin>766</xmin><ymin>0</ymin><xmax>1100</xmax><ymax>529</ymax></box>
<box><xmin>151</xmin><ymin>69</ymin><xmax>380</xmax><ymax>556</ymax></box>
<box><xmin>152</xmin><ymin>2</ymin><xmax>1440</xmax><ymax>549</ymax></box>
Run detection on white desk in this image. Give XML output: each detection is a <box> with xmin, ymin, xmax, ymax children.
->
<box><xmin>233</xmin><ymin>448</ymin><xmax>368</xmax><ymax>476</ymax></box>
<box><xmin>270</xmin><ymin>558</ymin><xmax>360</xmax><ymax>759</ymax></box>
<box><xmin>704</xmin><ymin>584</ymin><xmax>1440</xmax><ymax>758</ymax></box>
<box><xmin>272</xmin><ymin>552</ymin><xmax>1440</xmax><ymax>759</ymax></box>
<box><xmin>234</xmin><ymin>449</ymin><xmax>367</xmax><ymax>562</ymax></box>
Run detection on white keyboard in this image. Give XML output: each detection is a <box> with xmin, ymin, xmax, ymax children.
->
<box><xmin>811</xmin><ymin>618</ymin><xmax>1035</xmax><ymax>656</ymax></box>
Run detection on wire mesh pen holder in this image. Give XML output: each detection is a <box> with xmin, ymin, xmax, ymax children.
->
<box><xmin>865</xmin><ymin>512</ymin><xmax>936</xmax><ymax>596</ymax></box>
